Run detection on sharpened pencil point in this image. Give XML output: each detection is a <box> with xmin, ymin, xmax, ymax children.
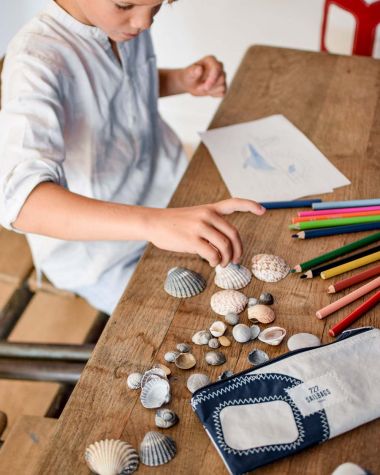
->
<box><xmin>290</xmin><ymin>269</ymin><xmax>296</xmax><ymax>273</ymax></box>
<box><xmin>291</xmin><ymin>234</ymin><xmax>299</xmax><ymax>238</ymax></box>
<box><xmin>300</xmin><ymin>275</ymin><xmax>307</xmax><ymax>279</ymax></box>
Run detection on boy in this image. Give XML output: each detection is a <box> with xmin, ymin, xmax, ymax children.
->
<box><xmin>0</xmin><ymin>0</ymin><xmax>265</xmax><ymax>314</ymax></box>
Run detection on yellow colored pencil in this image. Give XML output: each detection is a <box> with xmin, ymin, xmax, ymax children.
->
<box><xmin>320</xmin><ymin>251</ymin><xmax>380</xmax><ymax>280</ymax></box>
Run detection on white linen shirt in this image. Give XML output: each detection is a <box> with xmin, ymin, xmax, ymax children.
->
<box><xmin>0</xmin><ymin>1</ymin><xmax>187</xmax><ymax>314</ymax></box>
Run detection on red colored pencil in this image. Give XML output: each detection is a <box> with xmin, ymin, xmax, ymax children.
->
<box><xmin>329</xmin><ymin>290</ymin><xmax>380</xmax><ymax>337</ymax></box>
<box><xmin>328</xmin><ymin>263</ymin><xmax>380</xmax><ymax>293</ymax></box>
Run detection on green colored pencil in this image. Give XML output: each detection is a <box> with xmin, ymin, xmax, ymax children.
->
<box><xmin>289</xmin><ymin>214</ymin><xmax>380</xmax><ymax>231</ymax></box>
<box><xmin>292</xmin><ymin>231</ymin><xmax>380</xmax><ymax>273</ymax></box>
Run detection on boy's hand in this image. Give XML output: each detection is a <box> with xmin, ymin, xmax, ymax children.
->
<box><xmin>180</xmin><ymin>56</ymin><xmax>227</xmax><ymax>97</ymax></box>
<box><xmin>147</xmin><ymin>198</ymin><xmax>265</xmax><ymax>267</ymax></box>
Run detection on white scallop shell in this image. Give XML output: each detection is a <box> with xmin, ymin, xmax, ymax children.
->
<box><xmin>251</xmin><ymin>254</ymin><xmax>290</xmax><ymax>283</ymax></box>
<box><xmin>139</xmin><ymin>431</ymin><xmax>176</xmax><ymax>466</ymax></box>
<box><xmin>214</xmin><ymin>263</ymin><xmax>252</xmax><ymax>290</ymax></box>
<box><xmin>192</xmin><ymin>330</ymin><xmax>212</xmax><ymax>345</ymax></box>
<box><xmin>287</xmin><ymin>333</ymin><xmax>321</xmax><ymax>351</ymax></box>
<box><xmin>140</xmin><ymin>368</ymin><xmax>167</xmax><ymax>389</ymax></box>
<box><xmin>209</xmin><ymin>321</ymin><xmax>227</xmax><ymax>337</ymax></box>
<box><xmin>248</xmin><ymin>304</ymin><xmax>276</xmax><ymax>324</ymax></box>
<box><xmin>258</xmin><ymin>326</ymin><xmax>286</xmax><ymax>346</ymax></box>
<box><xmin>85</xmin><ymin>439</ymin><xmax>139</xmax><ymax>475</ymax></box>
<box><xmin>164</xmin><ymin>267</ymin><xmax>206</xmax><ymax>298</ymax></box>
<box><xmin>205</xmin><ymin>351</ymin><xmax>226</xmax><ymax>366</ymax></box>
<box><xmin>140</xmin><ymin>378</ymin><xmax>171</xmax><ymax>409</ymax></box>
<box><xmin>155</xmin><ymin>409</ymin><xmax>179</xmax><ymax>429</ymax></box>
<box><xmin>126</xmin><ymin>373</ymin><xmax>142</xmax><ymax>390</ymax></box>
<box><xmin>187</xmin><ymin>373</ymin><xmax>211</xmax><ymax>393</ymax></box>
<box><xmin>232</xmin><ymin>324</ymin><xmax>252</xmax><ymax>343</ymax></box>
<box><xmin>210</xmin><ymin>290</ymin><xmax>248</xmax><ymax>316</ymax></box>
<box><xmin>175</xmin><ymin>353</ymin><xmax>196</xmax><ymax>370</ymax></box>
<box><xmin>224</xmin><ymin>313</ymin><xmax>240</xmax><ymax>326</ymax></box>
<box><xmin>248</xmin><ymin>349</ymin><xmax>269</xmax><ymax>366</ymax></box>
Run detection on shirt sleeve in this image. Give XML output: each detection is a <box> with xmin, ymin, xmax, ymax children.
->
<box><xmin>0</xmin><ymin>52</ymin><xmax>68</xmax><ymax>232</ymax></box>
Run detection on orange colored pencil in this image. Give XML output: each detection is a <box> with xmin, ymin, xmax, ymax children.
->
<box><xmin>292</xmin><ymin>209</ymin><xmax>380</xmax><ymax>224</ymax></box>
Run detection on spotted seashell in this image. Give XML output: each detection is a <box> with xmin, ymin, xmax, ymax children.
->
<box><xmin>164</xmin><ymin>351</ymin><xmax>180</xmax><ymax>363</ymax></box>
<box><xmin>192</xmin><ymin>330</ymin><xmax>212</xmax><ymax>345</ymax></box>
<box><xmin>187</xmin><ymin>373</ymin><xmax>211</xmax><ymax>393</ymax></box>
<box><xmin>224</xmin><ymin>312</ymin><xmax>240</xmax><ymax>326</ymax></box>
<box><xmin>210</xmin><ymin>290</ymin><xmax>248</xmax><ymax>316</ymax></box>
<box><xmin>176</xmin><ymin>343</ymin><xmax>191</xmax><ymax>353</ymax></box>
<box><xmin>248</xmin><ymin>349</ymin><xmax>269</xmax><ymax>366</ymax></box>
<box><xmin>251</xmin><ymin>254</ymin><xmax>290</xmax><ymax>283</ymax></box>
<box><xmin>208</xmin><ymin>338</ymin><xmax>220</xmax><ymax>349</ymax></box>
<box><xmin>214</xmin><ymin>263</ymin><xmax>252</xmax><ymax>290</ymax></box>
<box><xmin>140</xmin><ymin>377</ymin><xmax>171</xmax><ymax>409</ymax></box>
<box><xmin>250</xmin><ymin>324</ymin><xmax>260</xmax><ymax>340</ymax></box>
<box><xmin>141</xmin><ymin>368</ymin><xmax>167</xmax><ymax>389</ymax></box>
<box><xmin>209</xmin><ymin>321</ymin><xmax>227</xmax><ymax>337</ymax></box>
<box><xmin>258</xmin><ymin>326</ymin><xmax>286</xmax><ymax>346</ymax></box>
<box><xmin>155</xmin><ymin>409</ymin><xmax>179</xmax><ymax>429</ymax></box>
<box><xmin>127</xmin><ymin>372</ymin><xmax>142</xmax><ymax>390</ymax></box>
<box><xmin>287</xmin><ymin>333</ymin><xmax>321</xmax><ymax>351</ymax></box>
<box><xmin>175</xmin><ymin>353</ymin><xmax>196</xmax><ymax>370</ymax></box>
<box><xmin>85</xmin><ymin>439</ymin><xmax>139</xmax><ymax>475</ymax></box>
<box><xmin>217</xmin><ymin>370</ymin><xmax>234</xmax><ymax>381</ymax></box>
<box><xmin>259</xmin><ymin>292</ymin><xmax>274</xmax><ymax>305</ymax></box>
<box><xmin>248</xmin><ymin>297</ymin><xmax>259</xmax><ymax>307</ymax></box>
<box><xmin>140</xmin><ymin>431</ymin><xmax>176</xmax><ymax>467</ymax></box>
<box><xmin>205</xmin><ymin>351</ymin><xmax>226</xmax><ymax>366</ymax></box>
<box><xmin>248</xmin><ymin>304</ymin><xmax>276</xmax><ymax>324</ymax></box>
<box><xmin>164</xmin><ymin>267</ymin><xmax>206</xmax><ymax>298</ymax></box>
<box><xmin>232</xmin><ymin>324</ymin><xmax>252</xmax><ymax>343</ymax></box>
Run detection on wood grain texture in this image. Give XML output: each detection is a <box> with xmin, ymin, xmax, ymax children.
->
<box><xmin>35</xmin><ymin>46</ymin><xmax>380</xmax><ymax>475</ymax></box>
<box><xmin>0</xmin><ymin>228</ymin><xmax>33</xmax><ymax>285</ymax></box>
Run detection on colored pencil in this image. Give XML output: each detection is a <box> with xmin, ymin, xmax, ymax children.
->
<box><xmin>292</xmin><ymin>223</ymin><xmax>380</xmax><ymax>239</ymax></box>
<box><xmin>328</xmin><ymin>264</ymin><xmax>380</xmax><ymax>294</ymax></box>
<box><xmin>292</xmin><ymin>232</ymin><xmax>380</xmax><ymax>273</ymax></box>
<box><xmin>329</xmin><ymin>290</ymin><xmax>380</xmax><ymax>337</ymax></box>
<box><xmin>313</xmin><ymin>199</ymin><xmax>380</xmax><ymax>210</ymax></box>
<box><xmin>260</xmin><ymin>199</ymin><xmax>322</xmax><ymax>209</ymax></box>
<box><xmin>290</xmin><ymin>215</ymin><xmax>380</xmax><ymax>231</ymax></box>
<box><xmin>298</xmin><ymin>205</ymin><xmax>380</xmax><ymax>217</ymax></box>
<box><xmin>292</xmin><ymin>210</ymin><xmax>380</xmax><ymax>224</ymax></box>
<box><xmin>316</xmin><ymin>276</ymin><xmax>380</xmax><ymax>319</ymax></box>
<box><xmin>300</xmin><ymin>245</ymin><xmax>380</xmax><ymax>279</ymax></box>
<box><xmin>320</xmin><ymin>251</ymin><xmax>380</xmax><ymax>280</ymax></box>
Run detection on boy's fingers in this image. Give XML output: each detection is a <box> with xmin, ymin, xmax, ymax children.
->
<box><xmin>209</xmin><ymin>86</ymin><xmax>226</xmax><ymax>97</ymax></box>
<box><xmin>210</xmin><ymin>215</ymin><xmax>243</xmax><ymax>264</ymax></box>
<box><xmin>201</xmin><ymin>226</ymin><xmax>233</xmax><ymax>267</ymax></box>
<box><xmin>212</xmin><ymin>198</ymin><xmax>266</xmax><ymax>216</ymax></box>
<box><xmin>196</xmin><ymin>239</ymin><xmax>221</xmax><ymax>267</ymax></box>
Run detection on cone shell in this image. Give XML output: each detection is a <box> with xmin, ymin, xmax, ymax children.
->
<box><xmin>258</xmin><ymin>326</ymin><xmax>286</xmax><ymax>346</ymax></box>
<box><xmin>187</xmin><ymin>373</ymin><xmax>211</xmax><ymax>393</ymax></box>
<box><xmin>248</xmin><ymin>349</ymin><xmax>269</xmax><ymax>366</ymax></box>
<box><xmin>214</xmin><ymin>263</ymin><xmax>252</xmax><ymax>290</ymax></box>
<box><xmin>175</xmin><ymin>353</ymin><xmax>196</xmax><ymax>370</ymax></box>
<box><xmin>140</xmin><ymin>431</ymin><xmax>176</xmax><ymax>466</ymax></box>
<box><xmin>248</xmin><ymin>304</ymin><xmax>275</xmax><ymax>324</ymax></box>
<box><xmin>251</xmin><ymin>254</ymin><xmax>290</xmax><ymax>283</ymax></box>
<box><xmin>126</xmin><ymin>373</ymin><xmax>142</xmax><ymax>390</ymax></box>
<box><xmin>210</xmin><ymin>290</ymin><xmax>248</xmax><ymax>316</ymax></box>
<box><xmin>232</xmin><ymin>324</ymin><xmax>252</xmax><ymax>343</ymax></box>
<box><xmin>164</xmin><ymin>267</ymin><xmax>206</xmax><ymax>298</ymax></box>
<box><xmin>85</xmin><ymin>439</ymin><xmax>139</xmax><ymax>475</ymax></box>
<box><xmin>155</xmin><ymin>409</ymin><xmax>179</xmax><ymax>429</ymax></box>
<box><xmin>140</xmin><ymin>377</ymin><xmax>171</xmax><ymax>409</ymax></box>
<box><xmin>209</xmin><ymin>321</ymin><xmax>227</xmax><ymax>337</ymax></box>
<box><xmin>205</xmin><ymin>351</ymin><xmax>226</xmax><ymax>366</ymax></box>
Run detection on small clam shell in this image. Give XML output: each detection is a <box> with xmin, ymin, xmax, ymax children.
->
<box><xmin>248</xmin><ymin>297</ymin><xmax>259</xmax><ymax>307</ymax></box>
<box><xmin>208</xmin><ymin>338</ymin><xmax>221</xmax><ymax>349</ymax></box>
<box><xmin>205</xmin><ymin>351</ymin><xmax>226</xmax><ymax>366</ymax></box>
<box><xmin>175</xmin><ymin>353</ymin><xmax>196</xmax><ymax>370</ymax></box>
<box><xmin>153</xmin><ymin>364</ymin><xmax>171</xmax><ymax>377</ymax></box>
<box><xmin>141</xmin><ymin>368</ymin><xmax>167</xmax><ymax>388</ymax></box>
<box><xmin>164</xmin><ymin>351</ymin><xmax>180</xmax><ymax>363</ymax></box>
<box><xmin>209</xmin><ymin>321</ymin><xmax>227</xmax><ymax>337</ymax></box>
<box><xmin>85</xmin><ymin>439</ymin><xmax>139</xmax><ymax>475</ymax></box>
<box><xmin>218</xmin><ymin>336</ymin><xmax>231</xmax><ymax>347</ymax></box>
<box><xmin>248</xmin><ymin>349</ymin><xmax>269</xmax><ymax>366</ymax></box>
<box><xmin>232</xmin><ymin>324</ymin><xmax>252</xmax><ymax>343</ymax></box>
<box><xmin>248</xmin><ymin>304</ymin><xmax>275</xmax><ymax>324</ymax></box>
<box><xmin>224</xmin><ymin>313</ymin><xmax>240</xmax><ymax>326</ymax></box>
<box><xmin>210</xmin><ymin>290</ymin><xmax>248</xmax><ymax>316</ymax></box>
<box><xmin>187</xmin><ymin>373</ymin><xmax>211</xmax><ymax>393</ymax></box>
<box><xmin>217</xmin><ymin>370</ymin><xmax>234</xmax><ymax>381</ymax></box>
<box><xmin>287</xmin><ymin>333</ymin><xmax>321</xmax><ymax>351</ymax></box>
<box><xmin>259</xmin><ymin>292</ymin><xmax>274</xmax><ymax>305</ymax></box>
<box><xmin>164</xmin><ymin>267</ymin><xmax>206</xmax><ymax>298</ymax></box>
<box><xmin>192</xmin><ymin>330</ymin><xmax>212</xmax><ymax>345</ymax></box>
<box><xmin>250</xmin><ymin>324</ymin><xmax>261</xmax><ymax>340</ymax></box>
<box><xmin>140</xmin><ymin>431</ymin><xmax>176</xmax><ymax>466</ymax></box>
<box><xmin>176</xmin><ymin>343</ymin><xmax>191</xmax><ymax>353</ymax></box>
<box><xmin>251</xmin><ymin>254</ymin><xmax>290</xmax><ymax>283</ymax></box>
<box><xmin>127</xmin><ymin>372</ymin><xmax>142</xmax><ymax>390</ymax></box>
<box><xmin>258</xmin><ymin>326</ymin><xmax>286</xmax><ymax>346</ymax></box>
<box><xmin>155</xmin><ymin>409</ymin><xmax>179</xmax><ymax>429</ymax></box>
<box><xmin>214</xmin><ymin>263</ymin><xmax>252</xmax><ymax>290</ymax></box>
<box><xmin>140</xmin><ymin>377</ymin><xmax>171</xmax><ymax>409</ymax></box>
<box><xmin>331</xmin><ymin>462</ymin><xmax>368</xmax><ymax>475</ymax></box>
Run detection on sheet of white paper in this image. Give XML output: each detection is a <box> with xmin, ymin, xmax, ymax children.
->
<box><xmin>199</xmin><ymin>115</ymin><xmax>350</xmax><ymax>202</ymax></box>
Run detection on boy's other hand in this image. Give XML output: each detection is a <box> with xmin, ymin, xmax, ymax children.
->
<box><xmin>181</xmin><ymin>56</ymin><xmax>227</xmax><ymax>97</ymax></box>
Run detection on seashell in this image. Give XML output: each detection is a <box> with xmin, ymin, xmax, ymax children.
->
<box><xmin>140</xmin><ymin>431</ymin><xmax>176</xmax><ymax>466</ymax></box>
<box><xmin>217</xmin><ymin>370</ymin><xmax>234</xmax><ymax>381</ymax></box>
<box><xmin>175</xmin><ymin>353</ymin><xmax>196</xmax><ymax>370</ymax></box>
<box><xmin>258</xmin><ymin>326</ymin><xmax>286</xmax><ymax>346</ymax></box>
<box><xmin>214</xmin><ymin>263</ymin><xmax>252</xmax><ymax>290</ymax></box>
<box><xmin>164</xmin><ymin>267</ymin><xmax>206</xmax><ymax>298</ymax></box>
<box><xmin>209</xmin><ymin>321</ymin><xmax>227</xmax><ymax>337</ymax></box>
<box><xmin>205</xmin><ymin>351</ymin><xmax>226</xmax><ymax>366</ymax></box>
<box><xmin>248</xmin><ymin>304</ymin><xmax>276</xmax><ymax>324</ymax></box>
<box><xmin>331</xmin><ymin>462</ymin><xmax>368</xmax><ymax>475</ymax></box>
<box><xmin>210</xmin><ymin>290</ymin><xmax>248</xmax><ymax>316</ymax></box>
<box><xmin>153</xmin><ymin>364</ymin><xmax>171</xmax><ymax>377</ymax></box>
<box><xmin>259</xmin><ymin>292</ymin><xmax>274</xmax><ymax>305</ymax></box>
<box><xmin>250</xmin><ymin>324</ymin><xmax>261</xmax><ymax>340</ymax></box>
<box><xmin>224</xmin><ymin>313</ymin><xmax>239</xmax><ymax>326</ymax></box>
<box><xmin>251</xmin><ymin>254</ymin><xmax>290</xmax><ymax>283</ymax></box>
<box><xmin>164</xmin><ymin>351</ymin><xmax>180</xmax><ymax>363</ymax></box>
<box><xmin>187</xmin><ymin>373</ymin><xmax>211</xmax><ymax>393</ymax></box>
<box><xmin>287</xmin><ymin>333</ymin><xmax>321</xmax><ymax>351</ymax></box>
<box><xmin>248</xmin><ymin>349</ymin><xmax>269</xmax><ymax>366</ymax></box>
<box><xmin>155</xmin><ymin>409</ymin><xmax>179</xmax><ymax>429</ymax></box>
<box><xmin>192</xmin><ymin>330</ymin><xmax>212</xmax><ymax>345</ymax></box>
<box><xmin>208</xmin><ymin>338</ymin><xmax>220</xmax><ymax>349</ymax></box>
<box><xmin>232</xmin><ymin>324</ymin><xmax>252</xmax><ymax>343</ymax></box>
<box><xmin>140</xmin><ymin>377</ymin><xmax>171</xmax><ymax>409</ymax></box>
<box><xmin>218</xmin><ymin>336</ymin><xmax>231</xmax><ymax>347</ymax></box>
<box><xmin>248</xmin><ymin>297</ymin><xmax>259</xmax><ymax>307</ymax></box>
<box><xmin>141</xmin><ymin>368</ymin><xmax>167</xmax><ymax>389</ymax></box>
<box><xmin>85</xmin><ymin>439</ymin><xmax>139</xmax><ymax>475</ymax></box>
<box><xmin>126</xmin><ymin>373</ymin><xmax>142</xmax><ymax>390</ymax></box>
<box><xmin>176</xmin><ymin>343</ymin><xmax>191</xmax><ymax>353</ymax></box>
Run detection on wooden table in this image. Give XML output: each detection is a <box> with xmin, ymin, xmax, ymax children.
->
<box><xmin>35</xmin><ymin>46</ymin><xmax>380</xmax><ymax>474</ymax></box>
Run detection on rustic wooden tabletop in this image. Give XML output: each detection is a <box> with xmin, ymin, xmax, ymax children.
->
<box><xmin>35</xmin><ymin>46</ymin><xmax>380</xmax><ymax>475</ymax></box>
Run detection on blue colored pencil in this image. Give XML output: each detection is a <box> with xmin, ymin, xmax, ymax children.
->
<box><xmin>312</xmin><ymin>199</ymin><xmax>380</xmax><ymax>210</ymax></box>
<box><xmin>292</xmin><ymin>222</ymin><xmax>380</xmax><ymax>239</ymax></box>
<box><xmin>260</xmin><ymin>199</ymin><xmax>322</xmax><ymax>209</ymax></box>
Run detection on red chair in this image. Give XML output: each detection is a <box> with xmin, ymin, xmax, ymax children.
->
<box><xmin>321</xmin><ymin>0</ymin><xmax>380</xmax><ymax>56</ymax></box>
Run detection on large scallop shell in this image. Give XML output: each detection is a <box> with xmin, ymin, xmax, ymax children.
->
<box><xmin>155</xmin><ymin>409</ymin><xmax>179</xmax><ymax>429</ymax></box>
<box><xmin>232</xmin><ymin>324</ymin><xmax>252</xmax><ymax>343</ymax></box>
<box><xmin>248</xmin><ymin>304</ymin><xmax>276</xmax><ymax>324</ymax></box>
<box><xmin>141</xmin><ymin>368</ymin><xmax>167</xmax><ymax>389</ymax></box>
<box><xmin>187</xmin><ymin>373</ymin><xmax>211</xmax><ymax>393</ymax></box>
<box><xmin>140</xmin><ymin>431</ymin><xmax>176</xmax><ymax>466</ymax></box>
<box><xmin>258</xmin><ymin>326</ymin><xmax>286</xmax><ymax>346</ymax></box>
<box><xmin>251</xmin><ymin>254</ymin><xmax>290</xmax><ymax>283</ymax></box>
<box><xmin>210</xmin><ymin>290</ymin><xmax>248</xmax><ymax>316</ymax></box>
<box><xmin>85</xmin><ymin>439</ymin><xmax>139</xmax><ymax>475</ymax></box>
<box><xmin>214</xmin><ymin>263</ymin><xmax>252</xmax><ymax>290</ymax></box>
<box><xmin>164</xmin><ymin>267</ymin><xmax>206</xmax><ymax>298</ymax></box>
<box><xmin>140</xmin><ymin>377</ymin><xmax>171</xmax><ymax>409</ymax></box>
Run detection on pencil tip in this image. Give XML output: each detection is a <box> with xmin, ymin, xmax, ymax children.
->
<box><xmin>300</xmin><ymin>275</ymin><xmax>306</xmax><ymax>279</ymax></box>
<box><xmin>290</xmin><ymin>269</ymin><xmax>296</xmax><ymax>273</ymax></box>
<box><xmin>291</xmin><ymin>234</ymin><xmax>298</xmax><ymax>238</ymax></box>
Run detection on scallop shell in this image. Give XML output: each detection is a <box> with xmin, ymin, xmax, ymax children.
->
<box><xmin>209</xmin><ymin>321</ymin><xmax>227</xmax><ymax>337</ymax></box>
<box><xmin>164</xmin><ymin>267</ymin><xmax>206</xmax><ymax>298</ymax></box>
<box><xmin>175</xmin><ymin>353</ymin><xmax>196</xmax><ymax>370</ymax></box>
<box><xmin>210</xmin><ymin>290</ymin><xmax>248</xmax><ymax>316</ymax></box>
<box><xmin>248</xmin><ymin>349</ymin><xmax>269</xmax><ymax>366</ymax></box>
<box><xmin>85</xmin><ymin>439</ymin><xmax>139</xmax><ymax>475</ymax></box>
<box><xmin>251</xmin><ymin>254</ymin><xmax>290</xmax><ymax>283</ymax></box>
<box><xmin>126</xmin><ymin>373</ymin><xmax>142</xmax><ymax>390</ymax></box>
<box><xmin>214</xmin><ymin>263</ymin><xmax>252</xmax><ymax>290</ymax></box>
<box><xmin>140</xmin><ymin>431</ymin><xmax>176</xmax><ymax>467</ymax></box>
<box><xmin>187</xmin><ymin>373</ymin><xmax>211</xmax><ymax>393</ymax></box>
<box><xmin>250</xmin><ymin>324</ymin><xmax>261</xmax><ymax>340</ymax></box>
<box><xmin>192</xmin><ymin>330</ymin><xmax>212</xmax><ymax>345</ymax></box>
<box><xmin>141</xmin><ymin>368</ymin><xmax>167</xmax><ymax>389</ymax></box>
<box><xmin>224</xmin><ymin>312</ymin><xmax>240</xmax><ymax>326</ymax></box>
<box><xmin>232</xmin><ymin>324</ymin><xmax>252</xmax><ymax>343</ymax></box>
<box><xmin>155</xmin><ymin>409</ymin><xmax>179</xmax><ymax>429</ymax></box>
<box><xmin>258</xmin><ymin>326</ymin><xmax>286</xmax><ymax>346</ymax></box>
<box><xmin>153</xmin><ymin>363</ymin><xmax>171</xmax><ymax>377</ymax></box>
<box><xmin>176</xmin><ymin>343</ymin><xmax>191</xmax><ymax>353</ymax></box>
<box><xmin>205</xmin><ymin>351</ymin><xmax>226</xmax><ymax>366</ymax></box>
<box><xmin>248</xmin><ymin>304</ymin><xmax>276</xmax><ymax>324</ymax></box>
<box><xmin>248</xmin><ymin>297</ymin><xmax>259</xmax><ymax>307</ymax></box>
<box><xmin>164</xmin><ymin>351</ymin><xmax>180</xmax><ymax>363</ymax></box>
<box><xmin>218</xmin><ymin>336</ymin><xmax>231</xmax><ymax>347</ymax></box>
<box><xmin>259</xmin><ymin>292</ymin><xmax>274</xmax><ymax>305</ymax></box>
<box><xmin>208</xmin><ymin>338</ymin><xmax>221</xmax><ymax>349</ymax></box>
<box><xmin>217</xmin><ymin>370</ymin><xmax>234</xmax><ymax>381</ymax></box>
<box><xmin>140</xmin><ymin>377</ymin><xmax>171</xmax><ymax>409</ymax></box>
<box><xmin>287</xmin><ymin>333</ymin><xmax>321</xmax><ymax>351</ymax></box>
